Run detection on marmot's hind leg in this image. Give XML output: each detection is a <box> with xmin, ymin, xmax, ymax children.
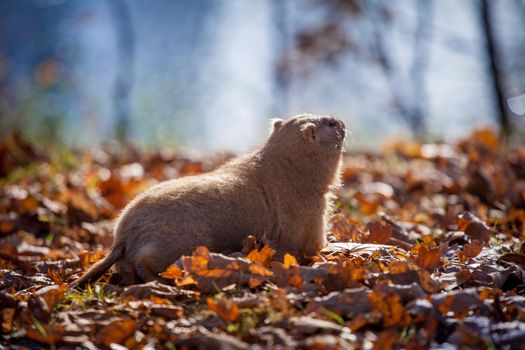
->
<box><xmin>134</xmin><ymin>244</ymin><xmax>166</xmax><ymax>282</ymax></box>
<box><xmin>135</xmin><ymin>256</ymin><xmax>162</xmax><ymax>282</ymax></box>
<box><xmin>116</xmin><ymin>259</ymin><xmax>141</xmax><ymax>285</ymax></box>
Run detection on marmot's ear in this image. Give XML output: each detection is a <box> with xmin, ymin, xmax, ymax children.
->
<box><xmin>270</xmin><ymin>118</ymin><xmax>284</xmax><ymax>130</ymax></box>
<box><xmin>301</xmin><ymin>122</ymin><xmax>317</xmax><ymax>141</ymax></box>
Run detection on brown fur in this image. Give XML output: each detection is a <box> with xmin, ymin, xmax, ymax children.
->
<box><xmin>71</xmin><ymin>114</ymin><xmax>346</xmax><ymax>287</ymax></box>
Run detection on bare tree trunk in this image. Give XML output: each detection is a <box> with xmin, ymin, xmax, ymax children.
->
<box><xmin>480</xmin><ymin>0</ymin><xmax>511</xmax><ymax>138</ymax></box>
<box><xmin>409</xmin><ymin>0</ymin><xmax>434</xmax><ymax>138</ymax></box>
<box><xmin>273</xmin><ymin>0</ymin><xmax>290</xmax><ymax>117</ymax></box>
<box><xmin>107</xmin><ymin>0</ymin><xmax>135</xmax><ymax>143</ymax></box>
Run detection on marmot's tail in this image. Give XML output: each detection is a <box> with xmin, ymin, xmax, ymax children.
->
<box><xmin>70</xmin><ymin>244</ymin><xmax>125</xmax><ymax>288</ymax></box>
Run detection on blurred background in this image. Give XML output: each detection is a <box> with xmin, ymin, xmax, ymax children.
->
<box><xmin>0</xmin><ymin>0</ymin><xmax>524</xmax><ymax>153</ymax></box>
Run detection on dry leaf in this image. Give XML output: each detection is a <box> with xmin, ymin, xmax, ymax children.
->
<box><xmin>367</xmin><ymin>221</ymin><xmax>392</xmax><ymax>244</ymax></box>
<box><xmin>207</xmin><ymin>298</ymin><xmax>239</xmax><ymax>322</ymax></box>
<box><xmin>246</xmin><ymin>246</ymin><xmax>276</xmax><ymax>267</ymax></box>
<box><xmin>160</xmin><ymin>264</ymin><xmax>183</xmax><ymax>279</ymax></box>
<box><xmin>283</xmin><ymin>253</ymin><xmax>299</xmax><ymax>268</ymax></box>
<box><xmin>416</xmin><ymin>245</ymin><xmax>442</xmax><ymax>270</ymax></box>
<box><xmin>95</xmin><ymin>319</ymin><xmax>137</xmax><ymax>346</ymax></box>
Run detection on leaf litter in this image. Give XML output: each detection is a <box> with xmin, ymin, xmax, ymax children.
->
<box><xmin>0</xmin><ymin>128</ymin><xmax>524</xmax><ymax>349</ymax></box>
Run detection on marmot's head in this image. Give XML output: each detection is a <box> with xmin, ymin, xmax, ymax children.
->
<box><xmin>266</xmin><ymin>114</ymin><xmax>346</xmax><ymax>186</ymax></box>
<box><xmin>270</xmin><ymin>114</ymin><xmax>346</xmax><ymax>155</ymax></box>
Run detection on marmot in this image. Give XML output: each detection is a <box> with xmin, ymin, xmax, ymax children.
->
<box><xmin>72</xmin><ymin>114</ymin><xmax>346</xmax><ymax>286</ymax></box>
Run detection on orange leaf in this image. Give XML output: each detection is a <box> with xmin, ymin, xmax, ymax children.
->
<box><xmin>160</xmin><ymin>264</ymin><xmax>183</xmax><ymax>279</ymax></box>
<box><xmin>47</xmin><ymin>268</ymin><xmax>63</xmax><ymax>285</ymax></box>
<box><xmin>206</xmin><ymin>298</ymin><xmax>218</xmax><ymax>312</ymax></box>
<box><xmin>288</xmin><ymin>273</ymin><xmax>303</xmax><ymax>288</ymax></box>
<box><xmin>471</xmin><ymin>127</ymin><xmax>499</xmax><ymax>151</ymax></box>
<box><xmin>463</xmin><ymin>240</ymin><xmax>483</xmax><ymax>259</ymax></box>
<box><xmin>456</xmin><ymin>269</ymin><xmax>474</xmax><ymax>285</ymax></box>
<box><xmin>41</xmin><ymin>284</ymin><xmax>67</xmax><ymax>311</ymax></box>
<box><xmin>2</xmin><ymin>307</ymin><xmax>15</xmax><ymax>333</ymax></box>
<box><xmin>0</xmin><ymin>220</ymin><xmax>15</xmax><ymax>234</ymax></box>
<box><xmin>331</xmin><ymin>214</ymin><xmax>366</xmax><ymax>242</ymax></box>
<box><xmin>416</xmin><ymin>245</ymin><xmax>442</xmax><ymax>270</ymax></box>
<box><xmin>25</xmin><ymin>324</ymin><xmax>65</xmax><ymax>344</ymax></box>
<box><xmin>188</xmin><ymin>246</ymin><xmax>210</xmax><ymax>272</ymax></box>
<box><xmin>95</xmin><ymin>319</ymin><xmax>137</xmax><ymax>346</ymax></box>
<box><xmin>367</xmin><ymin>221</ymin><xmax>392</xmax><ymax>244</ymax></box>
<box><xmin>98</xmin><ymin>175</ymin><xmax>127</xmax><ymax>209</ymax></box>
<box><xmin>355</xmin><ymin>192</ymin><xmax>379</xmax><ymax>216</ymax></box>
<box><xmin>180</xmin><ymin>161</ymin><xmax>204</xmax><ymax>175</ymax></box>
<box><xmin>437</xmin><ymin>295</ymin><xmax>455</xmax><ymax>315</ymax></box>
<box><xmin>387</xmin><ymin>261</ymin><xmax>411</xmax><ymax>274</ymax></box>
<box><xmin>176</xmin><ymin>276</ymin><xmax>197</xmax><ymax>287</ymax></box>
<box><xmin>457</xmin><ymin>212</ymin><xmax>492</xmax><ymax>242</ymax></box>
<box><xmin>479</xmin><ymin>288</ymin><xmax>491</xmax><ymax>301</ymax></box>
<box><xmin>417</xmin><ymin>269</ymin><xmax>440</xmax><ymax>293</ymax></box>
<box><xmin>149</xmin><ymin>295</ymin><xmax>172</xmax><ymax>305</ymax></box>
<box><xmin>249</xmin><ymin>277</ymin><xmax>264</xmax><ymax>288</ymax></box>
<box><xmin>369</xmin><ymin>292</ymin><xmax>404</xmax><ymax>327</ymax></box>
<box><xmin>246</xmin><ymin>245</ymin><xmax>275</xmax><ymax>267</ymax></box>
<box><xmin>78</xmin><ymin>250</ymin><xmax>106</xmax><ymax>270</ymax></box>
<box><xmin>67</xmin><ymin>191</ymin><xmax>99</xmax><ymax>221</ymax></box>
<box><xmin>207</xmin><ymin>298</ymin><xmax>239</xmax><ymax>322</ymax></box>
<box><xmin>348</xmin><ymin>313</ymin><xmax>367</xmax><ymax>331</ymax></box>
<box><xmin>283</xmin><ymin>253</ymin><xmax>299</xmax><ymax>268</ymax></box>
<box><xmin>225</xmin><ymin>261</ymin><xmax>242</xmax><ymax>270</ymax></box>
<box><xmin>248</xmin><ymin>263</ymin><xmax>273</xmax><ymax>277</ymax></box>
<box><xmin>19</xmin><ymin>196</ymin><xmax>39</xmax><ymax>214</ymax></box>
<box><xmin>198</xmin><ymin>268</ymin><xmax>231</xmax><ymax>278</ymax></box>
<box><xmin>373</xmin><ymin>330</ymin><xmax>398</xmax><ymax>350</ymax></box>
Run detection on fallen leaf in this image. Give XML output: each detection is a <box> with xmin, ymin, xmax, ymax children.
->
<box><xmin>498</xmin><ymin>253</ymin><xmax>525</xmax><ymax>266</ymax></box>
<box><xmin>416</xmin><ymin>245</ymin><xmax>442</xmax><ymax>270</ymax></box>
<box><xmin>367</xmin><ymin>221</ymin><xmax>392</xmax><ymax>244</ymax></box>
<box><xmin>160</xmin><ymin>264</ymin><xmax>183</xmax><ymax>279</ymax></box>
<box><xmin>288</xmin><ymin>273</ymin><xmax>303</xmax><ymax>288</ymax></box>
<box><xmin>246</xmin><ymin>246</ymin><xmax>276</xmax><ymax>267</ymax></box>
<box><xmin>207</xmin><ymin>298</ymin><xmax>239</xmax><ymax>322</ymax></box>
<box><xmin>24</xmin><ymin>324</ymin><xmax>65</xmax><ymax>345</ymax></box>
<box><xmin>283</xmin><ymin>253</ymin><xmax>299</xmax><ymax>268</ymax></box>
<box><xmin>370</xmin><ymin>291</ymin><xmax>404</xmax><ymax>327</ymax></box>
<box><xmin>95</xmin><ymin>319</ymin><xmax>137</xmax><ymax>346</ymax></box>
<box><xmin>457</xmin><ymin>212</ymin><xmax>492</xmax><ymax>242</ymax></box>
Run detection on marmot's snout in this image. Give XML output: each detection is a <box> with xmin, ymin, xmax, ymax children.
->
<box><xmin>324</xmin><ymin>116</ymin><xmax>346</xmax><ymax>147</ymax></box>
<box><xmin>327</xmin><ymin>117</ymin><xmax>345</xmax><ymax>131</ymax></box>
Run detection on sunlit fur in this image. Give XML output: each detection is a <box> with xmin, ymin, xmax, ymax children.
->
<box><xmin>72</xmin><ymin>114</ymin><xmax>346</xmax><ymax>286</ymax></box>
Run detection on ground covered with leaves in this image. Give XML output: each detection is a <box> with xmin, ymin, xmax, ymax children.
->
<box><xmin>1</xmin><ymin>129</ymin><xmax>524</xmax><ymax>349</ymax></box>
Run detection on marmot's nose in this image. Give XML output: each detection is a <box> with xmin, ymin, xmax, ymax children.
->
<box><xmin>337</xmin><ymin>118</ymin><xmax>346</xmax><ymax>131</ymax></box>
<box><xmin>328</xmin><ymin>117</ymin><xmax>345</xmax><ymax>131</ymax></box>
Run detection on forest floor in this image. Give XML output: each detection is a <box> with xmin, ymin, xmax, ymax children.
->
<box><xmin>1</xmin><ymin>129</ymin><xmax>524</xmax><ymax>349</ymax></box>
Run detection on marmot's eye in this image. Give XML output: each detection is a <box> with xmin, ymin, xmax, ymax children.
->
<box><xmin>328</xmin><ymin>120</ymin><xmax>337</xmax><ymax>128</ymax></box>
